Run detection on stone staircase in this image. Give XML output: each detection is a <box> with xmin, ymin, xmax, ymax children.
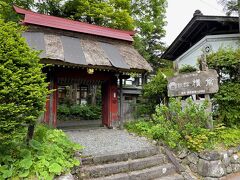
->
<box><xmin>77</xmin><ymin>147</ymin><xmax>184</xmax><ymax>180</ymax></box>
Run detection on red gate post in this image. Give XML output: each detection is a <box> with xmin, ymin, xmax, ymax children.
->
<box><xmin>44</xmin><ymin>75</ymin><xmax>58</xmax><ymax>127</ymax></box>
<box><xmin>102</xmin><ymin>77</ymin><xmax>119</xmax><ymax>128</ymax></box>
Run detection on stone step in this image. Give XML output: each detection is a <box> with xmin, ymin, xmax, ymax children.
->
<box><xmin>81</xmin><ymin>154</ymin><xmax>167</xmax><ymax>178</ymax></box>
<box><xmin>129</xmin><ymin>163</ymin><xmax>176</xmax><ymax>180</ymax></box>
<box><xmin>154</xmin><ymin>173</ymin><xmax>184</xmax><ymax>180</ymax></box>
<box><xmin>82</xmin><ymin>146</ymin><xmax>159</xmax><ymax>165</ymax></box>
<box><xmin>92</xmin><ymin>163</ymin><xmax>176</xmax><ymax>180</ymax></box>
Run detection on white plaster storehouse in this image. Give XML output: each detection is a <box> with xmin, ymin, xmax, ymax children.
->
<box><xmin>176</xmin><ymin>33</ymin><xmax>240</xmax><ymax>68</ymax></box>
<box><xmin>161</xmin><ymin>10</ymin><xmax>239</xmax><ymax>68</ymax></box>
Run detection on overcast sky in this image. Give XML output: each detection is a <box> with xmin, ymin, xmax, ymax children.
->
<box><xmin>163</xmin><ymin>0</ymin><xmax>226</xmax><ymax>46</ymax></box>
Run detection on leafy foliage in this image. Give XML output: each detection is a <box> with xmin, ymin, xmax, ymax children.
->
<box><xmin>35</xmin><ymin>0</ymin><xmax>64</xmax><ymax>17</ymax></box>
<box><xmin>213</xmin><ymin>82</ymin><xmax>240</xmax><ymax>126</ymax></box>
<box><xmin>132</xmin><ymin>0</ymin><xmax>167</xmax><ymax>70</ymax></box>
<box><xmin>1</xmin><ymin>0</ymin><xmax>134</xmax><ymax>30</ymax></box>
<box><xmin>0</xmin><ymin>20</ymin><xmax>48</xmax><ymax>143</ymax></box>
<box><xmin>0</xmin><ymin>125</ymin><xmax>83</xmax><ymax>179</ymax></box>
<box><xmin>126</xmin><ymin>98</ymin><xmax>240</xmax><ymax>152</ymax></box>
<box><xmin>134</xmin><ymin>62</ymin><xmax>173</xmax><ymax>118</ymax></box>
<box><xmin>218</xmin><ymin>0</ymin><xmax>239</xmax><ymax>16</ymax></box>
<box><xmin>0</xmin><ymin>0</ymin><xmax>34</xmax><ymax>22</ymax></box>
<box><xmin>58</xmin><ymin>104</ymin><xmax>102</xmax><ymax>120</ymax></box>
<box><xmin>207</xmin><ymin>48</ymin><xmax>240</xmax><ymax>81</ymax></box>
<box><xmin>179</xmin><ymin>64</ymin><xmax>197</xmax><ymax>74</ymax></box>
<box><xmin>207</xmin><ymin>48</ymin><xmax>240</xmax><ymax>126</ymax></box>
<box><xmin>127</xmin><ymin>98</ymin><xmax>210</xmax><ymax>151</ymax></box>
<box><xmin>63</xmin><ymin>0</ymin><xmax>134</xmax><ymax>30</ymax></box>
<box><xmin>134</xmin><ymin>71</ymin><xmax>168</xmax><ymax>118</ymax></box>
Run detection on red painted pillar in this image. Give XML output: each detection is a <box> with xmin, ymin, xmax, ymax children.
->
<box><xmin>102</xmin><ymin>78</ymin><xmax>119</xmax><ymax>128</ymax></box>
<box><xmin>109</xmin><ymin>82</ymin><xmax>119</xmax><ymax>125</ymax></box>
<box><xmin>43</xmin><ymin>75</ymin><xmax>58</xmax><ymax>127</ymax></box>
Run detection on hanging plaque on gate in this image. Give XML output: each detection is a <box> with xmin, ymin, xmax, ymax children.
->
<box><xmin>167</xmin><ymin>69</ymin><xmax>219</xmax><ymax>97</ymax></box>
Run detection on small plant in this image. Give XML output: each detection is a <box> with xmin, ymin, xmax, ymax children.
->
<box><xmin>0</xmin><ymin>124</ymin><xmax>83</xmax><ymax>179</ymax></box>
<box><xmin>179</xmin><ymin>65</ymin><xmax>197</xmax><ymax>73</ymax></box>
<box><xmin>58</xmin><ymin>104</ymin><xmax>102</xmax><ymax>120</ymax></box>
<box><xmin>126</xmin><ymin>98</ymin><xmax>240</xmax><ymax>152</ymax></box>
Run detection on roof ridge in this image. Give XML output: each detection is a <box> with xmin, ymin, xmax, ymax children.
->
<box><xmin>13</xmin><ymin>5</ymin><xmax>135</xmax><ymax>41</ymax></box>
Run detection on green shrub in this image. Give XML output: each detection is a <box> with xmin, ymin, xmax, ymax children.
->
<box><xmin>134</xmin><ymin>62</ymin><xmax>174</xmax><ymax>118</ymax></box>
<box><xmin>0</xmin><ymin>20</ymin><xmax>48</xmax><ymax>143</ymax></box>
<box><xmin>58</xmin><ymin>104</ymin><xmax>102</xmax><ymax>120</ymax></box>
<box><xmin>58</xmin><ymin>104</ymin><xmax>71</xmax><ymax>116</ymax></box>
<box><xmin>179</xmin><ymin>65</ymin><xmax>197</xmax><ymax>73</ymax></box>
<box><xmin>132</xmin><ymin>101</ymin><xmax>152</xmax><ymax>119</ymax></box>
<box><xmin>153</xmin><ymin>98</ymin><xmax>210</xmax><ymax>129</ymax></box>
<box><xmin>126</xmin><ymin>98</ymin><xmax>240</xmax><ymax>152</ymax></box>
<box><xmin>216</xmin><ymin>126</ymin><xmax>240</xmax><ymax>148</ymax></box>
<box><xmin>0</xmin><ymin>125</ymin><xmax>83</xmax><ymax>179</ymax></box>
<box><xmin>151</xmin><ymin>98</ymin><xmax>210</xmax><ymax>150</ymax></box>
<box><xmin>213</xmin><ymin>82</ymin><xmax>240</xmax><ymax>126</ymax></box>
<box><xmin>207</xmin><ymin>48</ymin><xmax>240</xmax><ymax>126</ymax></box>
<box><xmin>134</xmin><ymin>71</ymin><xmax>168</xmax><ymax>118</ymax></box>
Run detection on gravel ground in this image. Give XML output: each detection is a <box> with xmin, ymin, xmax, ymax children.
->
<box><xmin>66</xmin><ymin>128</ymin><xmax>155</xmax><ymax>156</ymax></box>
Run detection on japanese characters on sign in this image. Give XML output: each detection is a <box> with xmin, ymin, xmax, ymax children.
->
<box><xmin>167</xmin><ymin>69</ymin><xmax>219</xmax><ymax>97</ymax></box>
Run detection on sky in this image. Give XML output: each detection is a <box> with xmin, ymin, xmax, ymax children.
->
<box><xmin>163</xmin><ymin>0</ymin><xmax>226</xmax><ymax>46</ymax></box>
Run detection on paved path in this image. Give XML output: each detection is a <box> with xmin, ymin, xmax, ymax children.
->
<box><xmin>221</xmin><ymin>172</ymin><xmax>240</xmax><ymax>180</ymax></box>
<box><xmin>66</xmin><ymin>128</ymin><xmax>155</xmax><ymax>156</ymax></box>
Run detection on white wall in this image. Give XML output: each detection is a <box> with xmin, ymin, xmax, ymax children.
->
<box><xmin>175</xmin><ymin>34</ymin><xmax>240</xmax><ymax>68</ymax></box>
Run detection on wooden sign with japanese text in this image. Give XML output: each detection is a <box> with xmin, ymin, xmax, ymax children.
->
<box><xmin>167</xmin><ymin>69</ymin><xmax>219</xmax><ymax>97</ymax></box>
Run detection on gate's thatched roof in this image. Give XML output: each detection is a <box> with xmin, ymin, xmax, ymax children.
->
<box><xmin>15</xmin><ymin>6</ymin><xmax>152</xmax><ymax>72</ymax></box>
<box><xmin>23</xmin><ymin>32</ymin><xmax>152</xmax><ymax>72</ymax></box>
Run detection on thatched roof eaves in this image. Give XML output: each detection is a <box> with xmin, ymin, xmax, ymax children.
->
<box><xmin>23</xmin><ymin>32</ymin><xmax>153</xmax><ymax>72</ymax></box>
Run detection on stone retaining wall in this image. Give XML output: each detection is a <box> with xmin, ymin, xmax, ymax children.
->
<box><xmin>177</xmin><ymin>146</ymin><xmax>240</xmax><ymax>179</ymax></box>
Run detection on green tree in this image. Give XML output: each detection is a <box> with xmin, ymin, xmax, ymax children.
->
<box><xmin>35</xmin><ymin>0</ymin><xmax>64</xmax><ymax>17</ymax></box>
<box><xmin>62</xmin><ymin>0</ymin><xmax>134</xmax><ymax>30</ymax></box>
<box><xmin>135</xmin><ymin>61</ymin><xmax>173</xmax><ymax>118</ymax></box>
<box><xmin>218</xmin><ymin>0</ymin><xmax>240</xmax><ymax>31</ymax></box>
<box><xmin>1</xmin><ymin>0</ymin><xmax>134</xmax><ymax>30</ymax></box>
<box><xmin>0</xmin><ymin>20</ymin><xmax>48</xmax><ymax>143</ymax></box>
<box><xmin>207</xmin><ymin>48</ymin><xmax>240</xmax><ymax>126</ymax></box>
<box><xmin>132</xmin><ymin>0</ymin><xmax>167</xmax><ymax>71</ymax></box>
<box><xmin>218</xmin><ymin>0</ymin><xmax>238</xmax><ymax>15</ymax></box>
<box><xmin>0</xmin><ymin>0</ymin><xmax>34</xmax><ymax>22</ymax></box>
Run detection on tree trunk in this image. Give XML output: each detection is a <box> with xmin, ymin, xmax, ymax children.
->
<box><xmin>26</xmin><ymin>124</ymin><xmax>35</xmax><ymax>144</ymax></box>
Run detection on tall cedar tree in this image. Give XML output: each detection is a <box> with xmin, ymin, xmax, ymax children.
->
<box><xmin>0</xmin><ymin>20</ymin><xmax>48</xmax><ymax>143</ymax></box>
